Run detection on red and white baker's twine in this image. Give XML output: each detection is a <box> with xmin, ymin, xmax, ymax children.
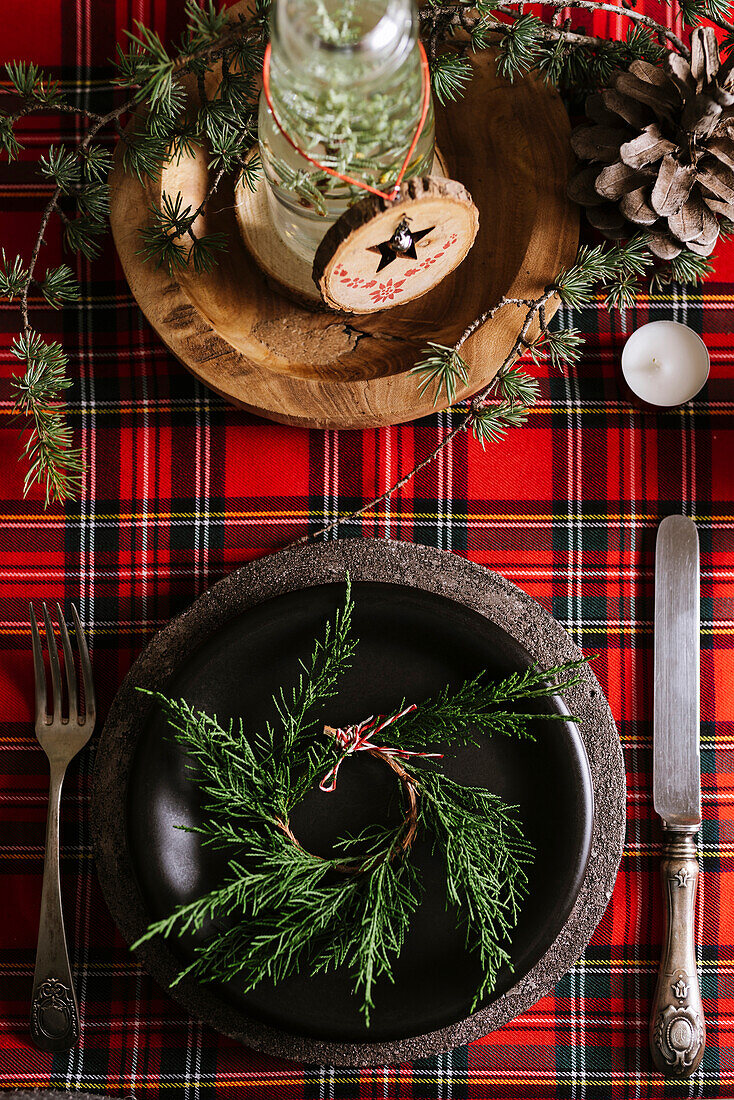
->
<box><xmin>319</xmin><ymin>704</ymin><xmax>443</xmax><ymax>793</ymax></box>
<box><xmin>262</xmin><ymin>42</ymin><xmax>431</xmax><ymax>203</ymax></box>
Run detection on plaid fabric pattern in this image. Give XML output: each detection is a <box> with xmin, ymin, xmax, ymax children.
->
<box><xmin>1</xmin><ymin>2</ymin><xmax>733</xmax><ymax>1097</ymax></box>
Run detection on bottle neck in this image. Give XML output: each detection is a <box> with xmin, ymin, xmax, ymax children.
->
<box><xmin>271</xmin><ymin>0</ymin><xmax>417</xmax><ymax>86</ymax></box>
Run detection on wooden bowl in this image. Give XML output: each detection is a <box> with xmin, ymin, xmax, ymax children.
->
<box><xmin>109</xmin><ymin>19</ymin><xmax>578</xmax><ymax>429</ymax></box>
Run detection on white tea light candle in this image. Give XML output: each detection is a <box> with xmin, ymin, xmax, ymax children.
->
<box><xmin>621</xmin><ymin>321</ymin><xmax>710</xmax><ymax>407</ymax></box>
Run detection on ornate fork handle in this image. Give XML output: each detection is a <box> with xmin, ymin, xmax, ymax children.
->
<box><xmin>30</xmin><ymin>762</ymin><xmax>80</xmax><ymax>1051</ymax></box>
<box><xmin>650</xmin><ymin>831</ymin><xmax>705</xmax><ymax>1078</ymax></box>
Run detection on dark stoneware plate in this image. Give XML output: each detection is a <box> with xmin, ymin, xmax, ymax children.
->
<box><xmin>92</xmin><ymin>540</ymin><xmax>625</xmax><ymax>1065</ymax></box>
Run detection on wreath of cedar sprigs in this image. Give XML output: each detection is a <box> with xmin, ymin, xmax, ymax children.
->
<box><xmin>134</xmin><ymin>580</ymin><xmax>585</xmax><ymax>1025</ymax></box>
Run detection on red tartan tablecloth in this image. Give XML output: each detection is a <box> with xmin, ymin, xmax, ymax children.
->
<box><xmin>1</xmin><ymin>2</ymin><xmax>733</xmax><ymax>1097</ymax></box>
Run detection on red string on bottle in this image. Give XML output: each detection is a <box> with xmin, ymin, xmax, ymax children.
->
<box><xmin>261</xmin><ymin>40</ymin><xmax>431</xmax><ymax>203</ymax></box>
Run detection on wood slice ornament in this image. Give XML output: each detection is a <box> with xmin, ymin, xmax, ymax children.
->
<box><xmin>312</xmin><ymin>178</ymin><xmax>479</xmax><ymax>313</ymax></box>
<box><xmin>251</xmin><ymin>37</ymin><xmax>478</xmax><ymax>311</ymax></box>
<box><xmin>108</xmin><ymin>0</ymin><xmax>578</xmax><ymax>429</ymax></box>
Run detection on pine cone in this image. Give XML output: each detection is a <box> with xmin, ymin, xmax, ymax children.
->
<box><xmin>568</xmin><ymin>27</ymin><xmax>734</xmax><ymax>259</ymax></box>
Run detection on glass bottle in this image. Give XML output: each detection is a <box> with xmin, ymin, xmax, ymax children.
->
<box><xmin>258</xmin><ymin>0</ymin><xmax>436</xmax><ymax>265</ymax></box>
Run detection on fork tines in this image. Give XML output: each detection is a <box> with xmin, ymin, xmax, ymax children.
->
<box><xmin>29</xmin><ymin>602</ymin><xmax>95</xmax><ymax>728</ymax></box>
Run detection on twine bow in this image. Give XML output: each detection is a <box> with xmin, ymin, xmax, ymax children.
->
<box><xmin>319</xmin><ymin>704</ymin><xmax>443</xmax><ymax>793</ymax></box>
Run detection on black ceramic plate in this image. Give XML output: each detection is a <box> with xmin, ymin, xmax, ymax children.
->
<box><xmin>92</xmin><ymin>540</ymin><xmax>625</xmax><ymax>1065</ymax></box>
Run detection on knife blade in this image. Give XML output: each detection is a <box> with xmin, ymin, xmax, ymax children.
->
<box><xmin>653</xmin><ymin>514</ymin><xmax>701</xmax><ymax>829</ymax></box>
<box><xmin>649</xmin><ymin>514</ymin><xmax>705</xmax><ymax>1079</ymax></box>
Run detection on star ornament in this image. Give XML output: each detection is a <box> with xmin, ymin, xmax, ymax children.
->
<box><xmin>367</xmin><ymin>217</ymin><xmax>435</xmax><ymax>273</ymax></box>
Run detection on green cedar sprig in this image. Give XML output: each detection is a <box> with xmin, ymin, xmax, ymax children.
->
<box><xmin>132</xmin><ymin>583</ymin><xmax>585</xmax><ymax>1024</ymax></box>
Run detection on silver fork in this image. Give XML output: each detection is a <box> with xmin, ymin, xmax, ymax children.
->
<box><xmin>29</xmin><ymin>602</ymin><xmax>95</xmax><ymax>1052</ymax></box>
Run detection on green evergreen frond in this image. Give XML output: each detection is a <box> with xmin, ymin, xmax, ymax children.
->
<box><xmin>184</xmin><ymin>0</ymin><xmax>230</xmax><ymax>48</ymax></box>
<box><xmin>167</xmin><ymin>120</ymin><xmax>201</xmax><ymax>166</ymax></box>
<box><xmin>0</xmin><ymin>112</ymin><xmax>22</xmax><ymax>160</ymax></box>
<box><xmin>188</xmin><ymin>231</ymin><xmax>228</xmax><ymax>274</ymax></box>
<box><xmin>419</xmin><ymin>771</ymin><xmax>532</xmax><ymax>1007</ymax></box>
<box><xmin>215</xmin><ymin>64</ymin><xmax>258</xmax><ymax>113</ymax></box>
<box><xmin>131</xmin><ymin>590</ymin><xmax>584</xmax><ymax>1024</ymax></box>
<box><xmin>138</xmin><ymin>190</ymin><xmax>225</xmax><ymax>274</ymax></box>
<box><xmin>144</xmin><ymin>85</ymin><xmax>188</xmax><ymax>139</ymax></box>
<box><xmin>160</xmin><ymin>190</ymin><xmax>193</xmax><ymax>233</ymax></box>
<box><xmin>5</xmin><ymin>59</ymin><xmax>43</xmax><ymax>98</ymax></box>
<box><xmin>10</xmin><ymin>332</ymin><xmax>82</xmax><ymax>504</ymax></box>
<box><xmin>254</xmin><ymin>0</ymin><xmax>272</xmax><ymax>25</ymax></box>
<box><xmin>430</xmin><ymin>52</ymin><xmax>473</xmax><ymax>105</ymax></box>
<box><xmin>668</xmin><ymin>250</ymin><xmax>715</xmax><ymax>285</ymax></box>
<box><xmin>411</xmin><ymin>342</ymin><xmax>469</xmax><ymax>406</ymax></box>
<box><xmin>604</xmin><ymin>272</ymin><xmax>640</xmax><ymax>310</ymax></box>
<box><xmin>124</xmin><ymin>22</ymin><xmax>177</xmax><ymax>108</ymax></box>
<box><xmin>390</xmin><ymin>659</ymin><xmax>585</xmax><ymax>749</ymax></box>
<box><xmin>496</xmin><ymin>15</ymin><xmax>545</xmax><ymax>81</ymax></box>
<box><xmin>341</xmin><ymin>858</ymin><xmax>421</xmax><ymax>1025</ymax></box>
<box><xmin>39</xmin><ymin>264</ymin><xmax>80</xmax><ymax>308</ymax></box>
<box><xmin>229</xmin><ymin>33</ymin><xmax>268</xmax><ymax>74</ymax></box>
<box><xmin>608</xmin><ymin>233</ymin><xmax>653</xmax><ymax>276</ymax></box>
<box><xmin>679</xmin><ymin>0</ymin><xmax>732</xmax><ymax>25</ymax></box>
<box><xmin>81</xmin><ymin>144</ymin><xmax>113</xmax><ymax>183</ymax></box>
<box><xmin>620</xmin><ymin>25</ymin><xmax>666</xmax><ymax>65</ymax></box>
<box><xmin>39</xmin><ymin>145</ymin><xmax>81</xmax><ymax>193</ymax></box>
<box><xmin>470</xmin><ymin>399</ymin><xmax>533</xmax><ymax>448</ymax></box>
<box><xmin>470</xmin><ymin>20</ymin><xmax>492</xmax><ymax>53</ymax></box>
<box><xmin>121</xmin><ymin>130</ymin><xmax>171</xmax><ymax>183</ymax></box>
<box><xmin>206</xmin><ymin>120</ymin><xmax>253</xmax><ymax>174</ymax></box>
<box><xmin>5</xmin><ymin>60</ymin><xmax>64</xmax><ymax>106</ymax></box>
<box><xmin>236</xmin><ymin>151</ymin><xmax>262</xmax><ymax>193</ymax></box>
<box><xmin>64</xmin><ymin>215</ymin><xmax>104</xmax><ymax>260</ymax></box>
<box><xmin>534</xmin><ymin>36</ymin><xmax>571</xmax><ymax>86</ymax></box>
<box><xmin>555</xmin><ymin>243</ymin><xmax>612</xmax><ymax>307</ymax></box>
<box><xmin>495</xmin><ymin>368</ymin><xmax>539</xmax><ymax>406</ymax></box>
<box><xmin>76</xmin><ymin>181</ymin><xmax>110</xmax><ymax>223</ymax></box>
<box><xmin>0</xmin><ymin>249</ymin><xmax>29</xmax><ymax>300</ymax></box>
<box><xmin>138</xmin><ymin>221</ymin><xmax>190</xmax><ymax>273</ymax></box>
<box><xmin>530</xmin><ymin>327</ymin><xmax>584</xmax><ymax>370</ymax></box>
<box><xmin>11</xmin><ymin>331</ymin><xmax>68</xmax><ymax>379</ymax></box>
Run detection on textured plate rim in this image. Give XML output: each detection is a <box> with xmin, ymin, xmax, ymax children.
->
<box><xmin>91</xmin><ymin>539</ymin><xmax>625</xmax><ymax>1066</ymax></box>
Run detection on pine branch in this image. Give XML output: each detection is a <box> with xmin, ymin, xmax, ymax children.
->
<box><xmin>10</xmin><ymin>332</ymin><xmax>83</xmax><ymax>504</ymax></box>
<box><xmin>0</xmin><ymin>249</ymin><xmax>28</xmax><ymax>299</ymax></box>
<box><xmin>430</xmin><ymin>52</ymin><xmax>474</xmax><ymax>103</ymax></box>
<box><xmin>411</xmin><ymin>342</ymin><xmax>469</xmax><ymax>405</ymax></box>
<box><xmin>530</xmin><ymin>326</ymin><xmax>584</xmax><ymax>370</ymax></box>
<box><xmin>1</xmin><ymin>3</ymin><xmax>267</xmax><ymax>504</ymax></box>
<box><xmin>38</xmin><ymin>265</ymin><xmax>81</xmax><ymax>308</ymax></box>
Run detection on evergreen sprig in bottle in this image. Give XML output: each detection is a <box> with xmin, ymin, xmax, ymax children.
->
<box><xmin>258</xmin><ymin>0</ymin><xmax>436</xmax><ymax>264</ymax></box>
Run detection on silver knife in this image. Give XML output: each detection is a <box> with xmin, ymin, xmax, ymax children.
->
<box><xmin>649</xmin><ymin>514</ymin><xmax>705</xmax><ymax>1078</ymax></box>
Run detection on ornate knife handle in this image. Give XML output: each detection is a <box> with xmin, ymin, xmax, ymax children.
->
<box><xmin>650</xmin><ymin>830</ymin><xmax>705</xmax><ymax>1078</ymax></box>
